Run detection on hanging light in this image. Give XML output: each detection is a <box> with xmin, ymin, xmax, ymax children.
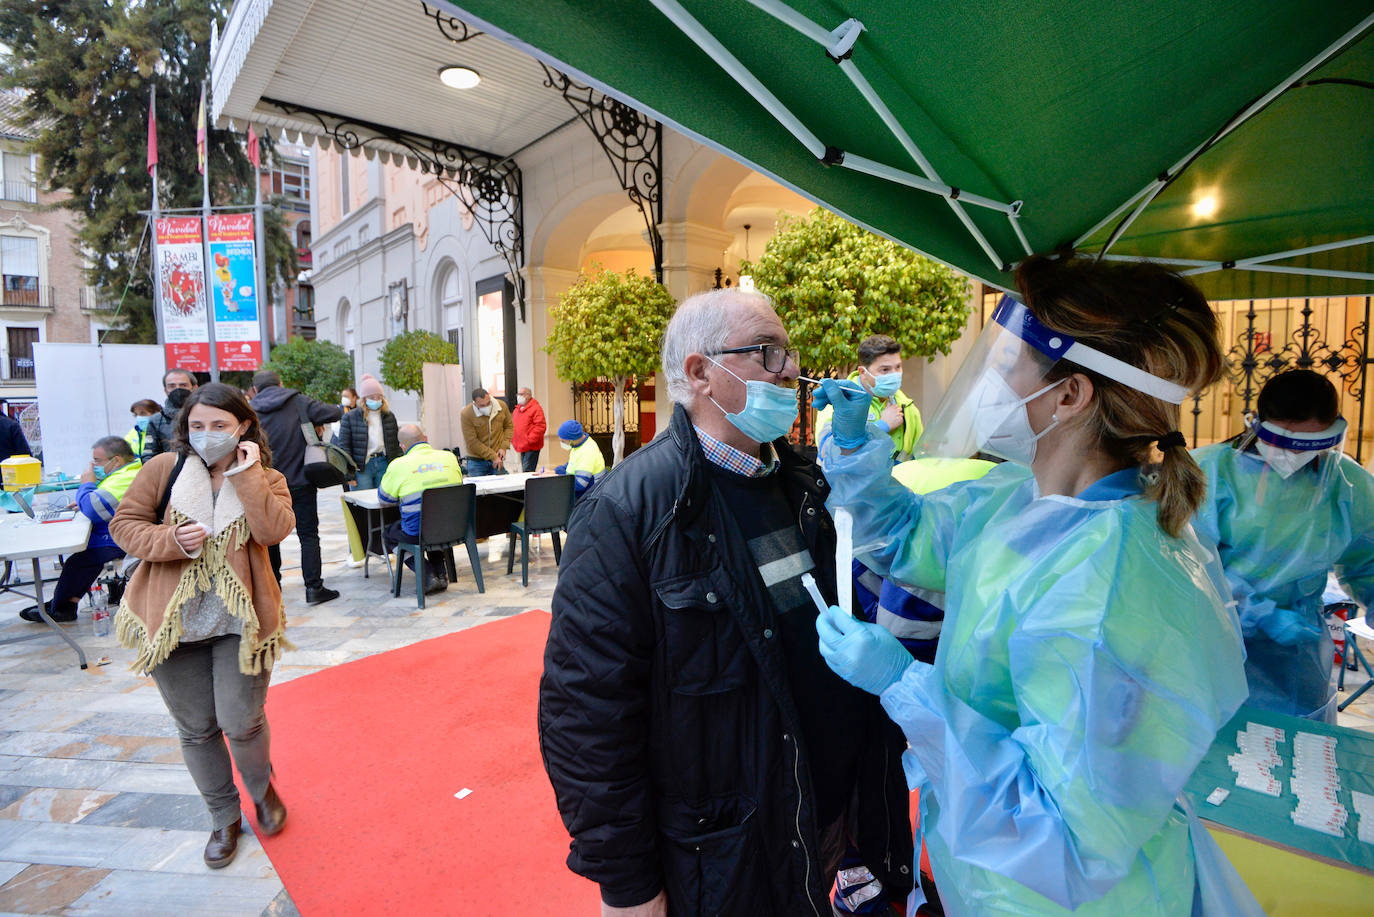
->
<box><xmin>438</xmin><ymin>66</ymin><xmax>481</xmax><ymax>90</ymax></box>
<box><xmin>1191</xmin><ymin>194</ymin><xmax>1219</xmax><ymax>220</ymax></box>
<box><xmin>738</xmin><ymin>223</ymin><xmax>755</xmax><ymax>291</ymax></box>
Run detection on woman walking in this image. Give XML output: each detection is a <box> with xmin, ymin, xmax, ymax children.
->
<box><xmin>110</xmin><ymin>382</ymin><xmax>296</xmax><ymax>869</ymax></box>
<box><xmin>334</xmin><ymin>373</ymin><xmax>401</xmax><ymax>489</ymax></box>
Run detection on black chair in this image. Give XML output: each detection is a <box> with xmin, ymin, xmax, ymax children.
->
<box><xmin>391</xmin><ymin>483</ymin><xmax>484</xmax><ymax>607</ymax></box>
<box><xmin>506</xmin><ymin>474</ymin><xmax>575</xmax><ymax>586</ymax></box>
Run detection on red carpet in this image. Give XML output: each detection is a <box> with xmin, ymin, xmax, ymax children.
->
<box><xmin>245</xmin><ymin>611</ymin><xmax>599</xmax><ymax>916</ymax></box>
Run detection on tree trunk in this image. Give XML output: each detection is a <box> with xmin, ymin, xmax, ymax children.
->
<box><xmin>611</xmin><ymin>375</ymin><xmax>627</xmax><ymax>465</ymax></box>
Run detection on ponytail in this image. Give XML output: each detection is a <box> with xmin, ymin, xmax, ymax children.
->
<box><xmin>1148</xmin><ymin>432</ymin><xmax>1206</xmax><ymax>538</ymax></box>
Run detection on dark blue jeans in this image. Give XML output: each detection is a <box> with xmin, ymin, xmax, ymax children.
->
<box><xmin>466</xmin><ymin>458</ymin><xmax>496</xmax><ymax>477</ymax></box>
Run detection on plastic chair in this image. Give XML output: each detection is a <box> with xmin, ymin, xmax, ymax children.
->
<box><xmin>391</xmin><ymin>483</ymin><xmax>484</xmax><ymax>607</ymax></box>
<box><xmin>506</xmin><ymin>474</ymin><xmax>575</xmax><ymax>587</ymax></box>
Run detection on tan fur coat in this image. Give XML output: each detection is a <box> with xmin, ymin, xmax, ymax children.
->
<box><xmin>109</xmin><ymin>451</ymin><xmax>296</xmax><ymax>675</ymax></box>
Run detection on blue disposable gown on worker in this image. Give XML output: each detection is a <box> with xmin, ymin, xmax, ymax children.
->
<box><xmin>822</xmin><ymin>434</ymin><xmax>1257</xmax><ymax>917</ymax></box>
<box><xmin>1192</xmin><ymin>443</ymin><xmax>1374</xmax><ymax>723</ymax></box>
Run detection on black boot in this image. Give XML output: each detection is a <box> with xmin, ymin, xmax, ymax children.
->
<box><xmin>204</xmin><ymin>820</ymin><xmax>241</xmax><ymax>868</ymax></box>
<box><xmin>305</xmin><ymin>586</ymin><xmax>340</xmax><ymax>605</ymax></box>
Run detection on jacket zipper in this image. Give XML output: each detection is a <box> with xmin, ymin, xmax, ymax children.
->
<box><xmin>790</xmin><ymin>732</ymin><xmax>823</xmax><ymax>917</ymax></box>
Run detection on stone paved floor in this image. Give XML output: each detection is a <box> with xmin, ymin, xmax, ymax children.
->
<box><xmin>0</xmin><ymin>486</ymin><xmax>558</xmax><ymax>915</ymax></box>
<box><xmin>1</xmin><ymin>488</ymin><xmax>1373</xmax><ymax>915</ymax></box>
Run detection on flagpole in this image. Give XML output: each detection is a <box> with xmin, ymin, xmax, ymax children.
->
<box><xmin>199</xmin><ymin>80</ymin><xmax>220</xmax><ymax>382</ymax></box>
<box><xmin>149</xmin><ymin>88</ymin><xmax>164</xmax><ymax>355</ymax></box>
<box><xmin>251</xmin><ymin>128</ymin><xmax>271</xmax><ymax>360</ymax></box>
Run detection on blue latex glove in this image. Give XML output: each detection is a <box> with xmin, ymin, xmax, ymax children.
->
<box><xmin>816</xmin><ymin>603</ymin><xmax>911</xmax><ymax>695</ymax></box>
<box><xmin>811</xmin><ymin>378</ymin><xmax>872</xmax><ymax>449</ymax></box>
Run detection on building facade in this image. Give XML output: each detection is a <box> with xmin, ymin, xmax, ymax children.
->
<box><xmin>0</xmin><ymin>90</ymin><xmax>115</xmax><ymax>417</ymax></box>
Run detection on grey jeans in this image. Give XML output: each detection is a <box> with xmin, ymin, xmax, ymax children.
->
<box><xmin>150</xmin><ymin>635</ymin><xmax>273</xmax><ymax>829</ymax></box>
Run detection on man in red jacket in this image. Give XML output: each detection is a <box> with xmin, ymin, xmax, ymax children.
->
<box><xmin>511</xmin><ymin>386</ymin><xmax>547</xmax><ymax>472</ymax></box>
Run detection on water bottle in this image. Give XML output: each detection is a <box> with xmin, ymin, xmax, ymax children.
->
<box><xmin>90</xmin><ymin>584</ymin><xmax>110</xmax><ymax>637</ymax></box>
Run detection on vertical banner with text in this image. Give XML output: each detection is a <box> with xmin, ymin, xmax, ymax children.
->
<box><xmin>154</xmin><ymin>217</ymin><xmax>211</xmax><ymax>371</ymax></box>
<box><xmin>206</xmin><ymin>213</ymin><xmax>263</xmax><ymax>370</ymax></box>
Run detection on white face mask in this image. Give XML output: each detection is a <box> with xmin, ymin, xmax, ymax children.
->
<box><xmin>971</xmin><ymin>371</ymin><xmax>1065</xmax><ymax>466</ymax></box>
<box><xmin>475</xmin><ymin>404</ymin><xmax>491</xmax><ymax>417</ymax></box>
<box><xmin>560</xmin><ymin>441</ymin><xmax>572</xmax><ymax>451</ymax></box>
<box><xmin>517</xmin><ymin>395</ymin><xmax>529</xmax><ymax>405</ymax></box>
<box><xmin>1254</xmin><ymin>441</ymin><xmax>1320</xmax><ymax>479</ymax></box>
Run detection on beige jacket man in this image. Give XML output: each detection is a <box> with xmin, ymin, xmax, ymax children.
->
<box><xmin>459</xmin><ymin>388</ymin><xmax>513</xmax><ymax>466</ymax></box>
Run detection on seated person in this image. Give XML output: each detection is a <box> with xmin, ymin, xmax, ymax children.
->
<box><xmin>19</xmin><ymin>436</ymin><xmax>141</xmax><ymax>623</ymax></box>
<box><xmin>379</xmin><ymin>424</ymin><xmax>463</xmax><ymax>595</ymax></box>
<box><xmin>553</xmin><ymin>420</ymin><xmax>605</xmax><ymax>499</ymax></box>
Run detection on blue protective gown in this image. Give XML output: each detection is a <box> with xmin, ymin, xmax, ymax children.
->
<box><xmin>823</xmin><ymin>435</ymin><xmax>1256</xmax><ymax>917</ymax></box>
<box><xmin>1192</xmin><ymin>444</ymin><xmax>1374</xmax><ymax>723</ymax></box>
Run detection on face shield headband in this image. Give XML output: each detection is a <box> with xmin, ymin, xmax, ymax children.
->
<box><xmin>1252</xmin><ymin>417</ymin><xmax>1347</xmax><ymax>452</ymax></box>
<box><xmin>990</xmin><ymin>296</ymin><xmax>1191</xmax><ymax>405</ymax></box>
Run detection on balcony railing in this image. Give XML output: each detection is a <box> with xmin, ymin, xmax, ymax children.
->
<box><xmin>5</xmin><ymin>355</ymin><xmax>34</xmax><ymax>381</ymax></box>
<box><xmin>79</xmin><ymin>287</ymin><xmax>116</xmax><ymax>312</ymax></box>
<box><xmin>0</xmin><ymin>283</ymin><xmax>53</xmax><ymax>309</ymax></box>
<box><xmin>0</xmin><ymin>180</ymin><xmax>37</xmax><ymax>204</ymax></box>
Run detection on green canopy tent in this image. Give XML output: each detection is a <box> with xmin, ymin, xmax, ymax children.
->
<box><xmin>438</xmin><ymin>0</ymin><xmax>1374</xmax><ymax>300</ymax></box>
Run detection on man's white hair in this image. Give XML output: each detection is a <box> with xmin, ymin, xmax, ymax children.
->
<box><xmin>661</xmin><ymin>289</ymin><xmax>774</xmax><ymax>407</ymax></box>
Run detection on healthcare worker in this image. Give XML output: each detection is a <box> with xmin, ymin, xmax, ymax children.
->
<box><xmin>812</xmin><ymin>253</ymin><xmax>1260</xmax><ymax>917</ymax></box>
<box><xmin>552</xmin><ymin>419</ymin><xmax>605</xmax><ymax>499</ymax></box>
<box><xmin>816</xmin><ymin>333</ymin><xmax>923</xmax><ymax>462</ymax></box>
<box><xmin>1192</xmin><ymin>369</ymin><xmax>1374</xmax><ymax>724</ymax></box>
<box><xmin>125</xmin><ymin>399</ymin><xmax>161</xmax><ymax>460</ymax></box>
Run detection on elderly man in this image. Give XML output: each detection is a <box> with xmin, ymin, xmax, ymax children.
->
<box><xmin>20</xmin><ymin>436</ymin><xmax>140</xmax><ymax>623</ymax></box>
<box><xmin>512</xmin><ymin>386</ymin><xmax>547</xmax><ymax>472</ymax></box>
<box><xmin>459</xmin><ymin>387</ymin><xmax>512</xmax><ymax>476</ymax></box>
<box><xmin>379</xmin><ymin>424</ymin><xmax>463</xmax><ymax>595</ymax></box>
<box><xmin>142</xmin><ymin>368</ymin><xmax>197</xmax><ymax>461</ymax></box>
<box><xmin>539</xmin><ymin>290</ymin><xmax>913</xmax><ymax>917</ymax></box>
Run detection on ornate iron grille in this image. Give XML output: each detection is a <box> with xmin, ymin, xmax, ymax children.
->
<box><xmin>259</xmin><ymin>98</ymin><xmax>527</xmax><ymax>323</ymax></box>
<box><xmin>572</xmin><ymin>377</ymin><xmax>641</xmax><ymax>436</ymax></box>
<box><xmin>1189</xmin><ymin>296</ymin><xmax>1372</xmax><ymax>462</ymax></box>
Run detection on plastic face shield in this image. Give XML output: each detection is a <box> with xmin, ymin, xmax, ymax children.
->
<box><xmin>916</xmin><ymin>296</ymin><xmax>1191</xmax><ymax>461</ymax></box>
<box><xmin>1238</xmin><ymin>416</ymin><xmax>1348</xmax><ymax>507</ymax></box>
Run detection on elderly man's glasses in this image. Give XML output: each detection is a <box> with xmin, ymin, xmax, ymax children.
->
<box><xmin>713</xmin><ymin>344</ymin><xmax>799</xmax><ymax>374</ymax></box>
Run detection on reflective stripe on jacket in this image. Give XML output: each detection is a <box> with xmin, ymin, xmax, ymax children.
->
<box><xmin>377</xmin><ymin>443</ymin><xmax>463</xmax><ymax>536</ymax></box>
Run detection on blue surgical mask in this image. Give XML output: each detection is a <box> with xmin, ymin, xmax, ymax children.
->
<box><xmin>134</xmin><ymin>416</ymin><xmax>151</xmax><ymax>431</ymax></box>
<box><xmin>365</xmin><ymin>398</ymin><xmax>383</xmax><ymax>412</ymax></box>
<box><xmin>707</xmin><ymin>357</ymin><xmax>799</xmax><ymax>444</ymax></box>
<box><xmin>93</xmin><ymin>463</ymin><xmax>110</xmax><ymax>482</ymax></box>
<box><xmin>866</xmin><ymin>368</ymin><xmax>902</xmax><ymax>398</ymax></box>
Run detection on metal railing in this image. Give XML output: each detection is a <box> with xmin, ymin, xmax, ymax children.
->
<box><xmin>0</xmin><ymin>179</ymin><xmax>37</xmax><ymax>203</ymax></box>
<box><xmin>0</xmin><ymin>284</ymin><xmax>53</xmax><ymax>309</ymax></box>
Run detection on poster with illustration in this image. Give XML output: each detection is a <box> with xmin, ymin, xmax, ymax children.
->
<box><xmin>154</xmin><ymin>217</ymin><xmax>211</xmax><ymax>371</ymax></box>
<box><xmin>206</xmin><ymin>213</ymin><xmax>262</xmax><ymax>370</ymax></box>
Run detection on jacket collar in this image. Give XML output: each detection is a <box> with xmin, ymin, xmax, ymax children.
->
<box><xmin>169</xmin><ymin>456</ymin><xmax>246</xmax><ymax>537</ymax></box>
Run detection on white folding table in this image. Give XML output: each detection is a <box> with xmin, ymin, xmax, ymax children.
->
<box><xmin>0</xmin><ymin>513</ymin><xmax>92</xmax><ymax>669</ymax></box>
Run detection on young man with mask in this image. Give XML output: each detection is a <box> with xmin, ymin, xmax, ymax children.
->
<box><xmin>540</xmin><ymin>289</ymin><xmax>912</xmax><ymax>917</ymax></box>
<box><xmin>512</xmin><ymin>386</ymin><xmax>547</xmax><ymax>472</ymax></box>
<box><xmin>816</xmin><ymin>334</ymin><xmax>922</xmax><ymax>462</ymax></box>
<box><xmin>19</xmin><ymin>436</ymin><xmax>139</xmax><ymax>623</ymax></box>
<box><xmin>459</xmin><ymin>388</ymin><xmax>513</xmax><ymax>476</ymax></box>
<box><xmin>142</xmin><ymin>368</ymin><xmax>197</xmax><ymax>461</ymax></box>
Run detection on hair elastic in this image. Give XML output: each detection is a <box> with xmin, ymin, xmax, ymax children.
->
<box><xmin>1155</xmin><ymin>431</ymin><xmax>1187</xmax><ymax>450</ymax></box>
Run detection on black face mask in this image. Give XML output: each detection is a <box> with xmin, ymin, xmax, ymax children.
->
<box><xmin>167</xmin><ymin>388</ymin><xmax>192</xmax><ymax>410</ymax></box>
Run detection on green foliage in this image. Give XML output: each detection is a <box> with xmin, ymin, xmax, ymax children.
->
<box><xmin>0</xmin><ymin>0</ymin><xmax>297</xmax><ymax>343</ymax></box>
<box><xmin>545</xmin><ymin>267</ymin><xmax>676</xmax><ymax>383</ymax></box>
<box><xmin>742</xmin><ymin>208</ymin><xmax>971</xmax><ymax>372</ymax></box>
<box><xmin>378</xmin><ymin>330</ymin><xmax>458</xmax><ymax>395</ymax></box>
<box><xmin>260</xmin><ymin>337</ymin><xmax>353</xmax><ymax>402</ymax></box>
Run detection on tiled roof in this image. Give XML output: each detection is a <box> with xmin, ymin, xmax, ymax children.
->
<box><xmin>0</xmin><ymin>89</ymin><xmax>55</xmax><ymax>142</ymax></box>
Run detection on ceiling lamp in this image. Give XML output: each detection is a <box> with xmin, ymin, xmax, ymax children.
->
<box><xmin>1191</xmin><ymin>194</ymin><xmax>1219</xmax><ymax>220</ymax></box>
<box><xmin>438</xmin><ymin>66</ymin><xmax>481</xmax><ymax>90</ymax></box>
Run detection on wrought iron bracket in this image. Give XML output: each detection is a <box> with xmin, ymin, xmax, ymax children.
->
<box><xmin>1224</xmin><ymin>298</ymin><xmax>1370</xmax><ymax>407</ymax></box>
<box><xmin>541</xmin><ymin>65</ymin><xmax>664</xmax><ymax>282</ymax></box>
<box><xmin>419</xmin><ymin>2</ymin><xmax>483</xmax><ymax>44</ymax></box>
<box><xmin>261</xmin><ymin>98</ymin><xmax>526</xmax><ymax>322</ymax></box>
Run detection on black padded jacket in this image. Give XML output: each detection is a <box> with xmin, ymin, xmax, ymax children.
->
<box><xmin>539</xmin><ymin>404</ymin><xmax>913</xmax><ymax>915</ymax></box>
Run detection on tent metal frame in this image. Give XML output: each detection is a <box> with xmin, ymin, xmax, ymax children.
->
<box><xmin>648</xmin><ymin>0</ymin><xmax>1026</xmax><ymax>271</ymax></box>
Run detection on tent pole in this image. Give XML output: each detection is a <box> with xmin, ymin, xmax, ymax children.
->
<box><xmin>1236</xmin><ymin>234</ymin><xmax>1374</xmax><ymax>267</ymax></box>
<box><xmin>1079</xmin><ymin>11</ymin><xmax>1374</xmax><ymax>254</ymax></box>
<box><xmin>646</xmin><ymin>0</ymin><xmax>826</xmax><ymax>158</ymax></box>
